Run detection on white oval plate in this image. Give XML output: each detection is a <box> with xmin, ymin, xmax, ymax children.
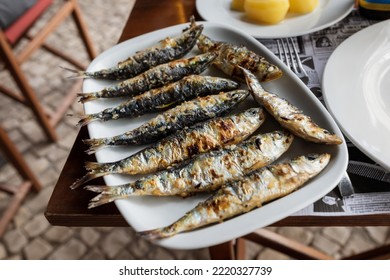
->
<box><xmin>323</xmin><ymin>20</ymin><xmax>390</xmax><ymax>171</ymax></box>
<box><xmin>83</xmin><ymin>21</ymin><xmax>348</xmax><ymax>250</ymax></box>
<box><xmin>196</xmin><ymin>0</ymin><xmax>354</xmax><ymax>38</ymax></box>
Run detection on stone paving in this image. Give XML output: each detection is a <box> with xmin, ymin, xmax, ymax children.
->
<box><xmin>0</xmin><ymin>0</ymin><xmax>389</xmax><ymax>260</ymax></box>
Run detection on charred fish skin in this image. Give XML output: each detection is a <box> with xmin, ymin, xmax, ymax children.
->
<box><xmin>190</xmin><ymin>18</ymin><xmax>282</xmax><ymax>83</ymax></box>
<box><xmin>138</xmin><ymin>153</ymin><xmax>331</xmax><ymax>240</ymax></box>
<box><xmin>77</xmin><ymin>75</ymin><xmax>240</xmax><ymax>126</ymax></box>
<box><xmin>78</xmin><ymin>52</ymin><xmax>217</xmax><ymax>103</ymax></box>
<box><xmin>63</xmin><ymin>22</ymin><xmax>203</xmax><ymax>80</ymax></box>
<box><xmin>70</xmin><ymin>107</ymin><xmax>266</xmax><ymax>189</ymax></box>
<box><xmin>241</xmin><ymin>67</ymin><xmax>343</xmax><ymax>145</ymax></box>
<box><xmin>83</xmin><ymin>90</ymin><xmax>249</xmax><ymax>154</ymax></box>
<box><xmin>85</xmin><ymin>131</ymin><xmax>294</xmax><ymax>208</ymax></box>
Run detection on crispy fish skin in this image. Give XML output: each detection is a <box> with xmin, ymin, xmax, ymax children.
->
<box><xmin>83</xmin><ymin>90</ymin><xmax>249</xmax><ymax>154</ymax></box>
<box><xmin>63</xmin><ymin>22</ymin><xmax>203</xmax><ymax>80</ymax></box>
<box><xmin>241</xmin><ymin>67</ymin><xmax>343</xmax><ymax>145</ymax></box>
<box><xmin>85</xmin><ymin>131</ymin><xmax>294</xmax><ymax>208</ymax></box>
<box><xmin>70</xmin><ymin>107</ymin><xmax>266</xmax><ymax>189</ymax></box>
<box><xmin>138</xmin><ymin>153</ymin><xmax>331</xmax><ymax>240</ymax></box>
<box><xmin>190</xmin><ymin>19</ymin><xmax>282</xmax><ymax>82</ymax></box>
<box><xmin>78</xmin><ymin>52</ymin><xmax>217</xmax><ymax>103</ymax></box>
<box><xmin>77</xmin><ymin>75</ymin><xmax>240</xmax><ymax>126</ymax></box>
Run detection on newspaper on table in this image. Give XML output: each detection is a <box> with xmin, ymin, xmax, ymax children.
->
<box><xmin>258</xmin><ymin>10</ymin><xmax>390</xmax><ymax>216</ymax></box>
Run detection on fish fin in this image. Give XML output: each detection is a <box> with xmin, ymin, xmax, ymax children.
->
<box><xmin>77</xmin><ymin>92</ymin><xmax>98</xmax><ymax>103</ymax></box>
<box><xmin>69</xmin><ymin>161</ymin><xmax>111</xmax><ymax>189</ymax></box>
<box><xmin>155</xmin><ymin>101</ymin><xmax>176</xmax><ymax>109</ymax></box>
<box><xmin>85</xmin><ymin>185</ymin><xmax>124</xmax><ymax>208</ymax></box>
<box><xmin>69</xmin><ymin>172</ymin><xmax>106</xmax><ymax>189</ymax></box>
<box><xmin>84</xmin><ymin>185</ymin><xmax>112</xmax><ymax>193</ymax></box>
<box><xmin>59</xmin><ymin>66</ymin><xmax>87</xmax><ymax>79</ymax></box>
<box><xmin>83</xmin><ymin>138</ymin><xmax>107</xmax><ymax>154</ymax></box>
<box><xmin>137</xmin><ymin>227</ymin><xmax>173</xmax><ymax>240</ymax></box>
<box><xmin>77</xmin><ymin>114</ymin><xmax>98</xmax><ymax>127</ymax></box>
<box><xmin>84</xmin><ymin>161</ymin><xmax>107</xmax><ymax>172</ymax></box>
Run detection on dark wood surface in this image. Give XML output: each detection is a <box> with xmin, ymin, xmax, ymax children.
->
<box><xmin>45</xmin><ymin>0</ymin><xmax>390</xmax><ymax>228</ymax></box>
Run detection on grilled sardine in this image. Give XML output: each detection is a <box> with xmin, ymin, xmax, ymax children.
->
<box><xmin>83</xmin><ymin>90</ymin><xmax>249</xmax><ymax>154</ymax></box>
<box><xmin>139</xmin><ymin>153</ymin><xmax>331</xmax><ymax>239</ymax></box>
<box><xmin>62</xmin><ymin>22</ymin><xmax>203</xmax><ymax>80</ymax></box>
<box><xmin>70</xmin><ymin>107</ymin><xmax>266</xmax><ymax>189</ymax></box>
<box><xmin>86</xmin><ymin>131</ymin><xmax>294</xmax><ymax>208</ymax></box>
<box><xmin>78</xmin><ymin>75</ymin><xmax>239</xmax><ymax>126</ymax></box>
<box><xmin>190</xmin><ymin>18</ymin><xmax>282</xmax><ymax>82</ymax></box>
<box><xmin>241</xmin><ymin>67</ymin><xmax>343</xmax><ymax>145</ymax></box>
<box><xmin>78</xmin><ymin>52</ymin><xmax>217</xmax><ymax>103</ymax></box>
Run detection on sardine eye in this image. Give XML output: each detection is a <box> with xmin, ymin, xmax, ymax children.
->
<box><xmin>255</xmin><ymin>138</ymin><xmax>263</xmax><ymax>150</ymax></box>
<box><xmin>247</xmin><ymin>108</ymin><xmax>258</xmax><ymax>115</ymax></box>
<box><xmin>307</xmin><ymin>154</ymin><xmax>318</xmax><ymax>161</ymax></box>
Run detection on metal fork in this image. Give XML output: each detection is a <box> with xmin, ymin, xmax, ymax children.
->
<box><xmin>276</xmin><ymin>38</ymin><xmax>309</xmax><ymax>83</ymax></box>
<box><xmin>276</xmin><ymin>37</ymin><xmax>354</xmax><ymax>197</ymax></box>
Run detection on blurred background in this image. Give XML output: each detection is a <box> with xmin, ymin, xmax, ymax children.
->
<box><xmin>0</xmin><ymin>0</ymin><xmax>389</xmax><ymax>260</ymax></box>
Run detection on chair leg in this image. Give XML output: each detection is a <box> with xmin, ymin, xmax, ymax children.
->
<box><xmin>70</xmin><ymin>0</ymin><xmax>97</xmax><ymax>60</ymax></box>
<box><xmin>0</xmin><ymin>32</ymin><xmax>58</xmax><ymax>142</ymax></box>
<box><xmin>0</xmin><ymin>181</ymin><xmax>32</xmax><ymax>237</ymax></box>
<box><xmin>209</xmin><ymin>241</ymin><xmax>236</xmax><ymax>260</ymax></box>
<box><xmin>242</xmin><ymin>228</ymin><xmax>334</xmax><ymax>260</ymax></box>
<box><xmin>0</xmin><ymin>125</ymin><xmax>42</xmax><ymax>192</ymax></box>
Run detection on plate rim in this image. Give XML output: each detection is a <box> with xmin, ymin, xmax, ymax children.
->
<box><xmin>195</xmin><ymin>0</ymin><xmax>355</xmax><ymax>39</ymax></box>
<box><xmin>82</xmin><ymin>21</ymin><xmax>348</xmax><ymax>250</ymax></box>
<box><xmin>323</xmin><ymin>19</ymin><xmax>390</xmax><ymax>171</ymax></box>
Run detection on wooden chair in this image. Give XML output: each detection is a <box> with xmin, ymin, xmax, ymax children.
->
<box><xmin>209</xmin><ymin>228</ymin><xmax>390</xmax><ymax>260</ymax></box>
<box><xmin>0</xmin><ymin>124</ymin><xmax>42</xmax><ymax>237</ymax></box>
<box><xmin>0</xmin><ymin>0</ymin><xmax>97</xmax><ymax>142</ymax></box>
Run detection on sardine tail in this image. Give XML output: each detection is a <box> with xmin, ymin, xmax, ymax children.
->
<box><xmin>59</xmin><ymin>66</ymin><xmax>87</xmax><ymax>79</ymax></box>
<box><xmin>85</xmin><ymin>185</ymin><xmax>126</xmax><ymax>208</ymax></box>
<box><xmin>69</xmin><ymin>173</ymin><xmax>104</xmax><ymax>190</ymax></box>
<box><xmin>77</xmin><ymin>92</ymin><xmax>98</xmax><ymax>103</ymax></box>
<box><xmin>77</xmin><ymin>114</ymin><xmax>98</xmax><ymax>127</ymax></box>
<box><xmin>83</xmin><ymin>139</ymin><xmax>107</xmax><ymax>154</ymax></box>
<box><xmin>84</xmin><ymin>185</ymin><xmax>112</xmax><ymax>193</ymax></box>
<box><xmin>87</xmin><ymin>193</ymin><xmax>119</xmax><ymax>208</ymax></box>
<box><xmin>137</xmin><ymin>227</ymin><xmax>173</xmax><ymax>240</ymax></box>
<box><xmin>69</xmin><ymin>162</ymin><xmax>111</xmax><ymax>189</ymax></box>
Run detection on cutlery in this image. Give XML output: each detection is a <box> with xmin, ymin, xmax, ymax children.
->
<box><xmin>348</xmin><ymin>160</ymin><xmax>390</xmax><ymax>183</ymax></box>
<box><xmin>337</xmin><ymin>171</ymin><xmax>355</xmax><ymax>197</ymax></box>
<box><xmin>276</xmin><ymin>37</ymin><xmax>309</xmax><ymax>84</ymax></box>
<box><xmin>276</xmin><ymin>37</ymin><xmax>353</xmax><ymax>197</ymax></box>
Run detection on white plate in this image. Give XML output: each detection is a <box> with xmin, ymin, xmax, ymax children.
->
<box><xmin>323</xmin><ymin>20</ymin><xmax>390</xmax><ymax>172</ymax></box>
<box><xmin>196</xmin><ymin>0</ymin><xmax>354</xmax><ymax>38</ymax></box>
<box><xmin>83</xmin><ymin>22</ymin><xmax>348</xmax><ymax>250</ymax></box>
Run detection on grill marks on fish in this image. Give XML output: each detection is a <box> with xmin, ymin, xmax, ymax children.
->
<box><xmin>83</xmin><ymin>90</ymin><xmax>249</xmax><ymax>154</ymax></box>
<box><xmin>85</xmin><ymin>131</ymin><xmax>294</xmax><ymax>208</ymax></box>
<box><xmin>138</xmin><ymin>153</ymin><xmax>331</xmax><ymax>239</ymax></box>
<box><xmin>62</xmin><ymin>22</ymin><xmax>203</xmax><ymax>80</ymax></box>
<box><xmin>70</xmin><ymin>108</ymin><xmax>265</xmax><ymax>189</ymax></box>
<box><xmin>241</xmin><ymin>67</ymin><xmax>343</xmax><ymax>145</ymax></box>
<box><xmin>77</xmin><ymin>75</ymin><xmax>239</xmax><ymax>126</ymax></box>
<box><xmin>77</xmin><ymin>52</ymin><xmax>217</xmax><ymax>103</ymax></box>
<box><xmin>189</xmin><ymin>18</ymin><xmax>282</xmax><ymax>83</ymax></box>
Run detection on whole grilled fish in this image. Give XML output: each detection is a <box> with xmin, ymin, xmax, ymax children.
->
<box><xmin>138</xmin><ymin>153</ymin><xmax>331</xmax><ymax>239</ymax></box>
<box><xmin>241</xmin><ymin>67</ymin><xmax>343</xmax><ymax>145</ymax></box>
<box><xmin>70</xmin><ymin>107</ymin><xmax>266</xmax><ymax>189</ymax></box>
<box><xmin>189</xmin><ymin>18</ymin><xmax>282</xmax><ymax>82</ymax></box>
<box><xmin>83</xmin><ymin>90</ymin><xmax>249</xmax><ymax>154</ymax></box>
<box><xmin>78</xmin><ymin>52</ymin><xmax>217</xmax><ymax>103</ymax></box>
<box><xmin>62</xmin><ymin>22</ymin><xmax>203</xmax><ymax>80</ymax></box>
<box><xmin>77</xmin><ymin>75</ymin><xmax>240</xmax><ymax>126</ymax></box>
<box><xmin>86</xmin><ymin>131</ymin><xmax>294</xmax><ymax>208</ymax></box>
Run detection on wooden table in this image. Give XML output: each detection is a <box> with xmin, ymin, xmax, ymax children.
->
<box><xmin>45</xmin><ymin>0</ymin><xmax>390</xmax><ymax>259</ymax></box>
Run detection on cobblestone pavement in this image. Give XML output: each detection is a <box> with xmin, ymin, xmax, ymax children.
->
<box><xmin>0</xmin><ymin>1</ymin><xmax>389</xmax><ymax>260</ymax></box>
